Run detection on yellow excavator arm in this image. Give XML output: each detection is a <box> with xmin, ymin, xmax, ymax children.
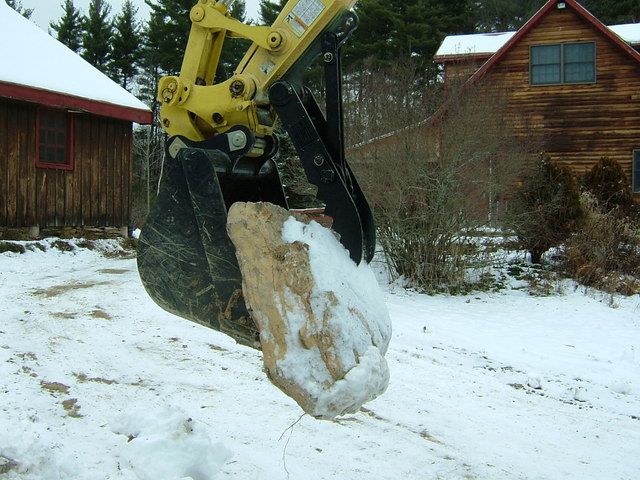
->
<box><xmin>158</xmin><ymin>0</ymin><xmax>356</xmax><ymax>150</ymax></box>
<box><xmin>137</xmin><ymin>0</ymin><xmax>374</xmax><ymax>347</ymax></box>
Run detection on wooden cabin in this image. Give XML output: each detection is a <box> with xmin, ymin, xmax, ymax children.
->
<box><xmin>432</xmin><ymin>0</ymin><xmax>640</xmax><ymax>196</ymax></box>
<box><xmin>0</xmin><ymin>4</ymin><xmax>152</xmax><ymax>237</ymax></box>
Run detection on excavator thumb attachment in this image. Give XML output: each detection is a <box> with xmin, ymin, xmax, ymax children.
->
<box><xmin>137</xmin><ymin>127</ymin><xmax>287</xmax><ymax>347</ymax></box>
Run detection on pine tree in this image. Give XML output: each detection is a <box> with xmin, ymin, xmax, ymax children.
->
<box><xmin>344</xmin><ymin>0</ymin><xmax>473</xmax><ymax>71</ymax></box>
<box><xmin>507</xmin><ymin>155</ymin><xmax>583</xmax><ymax>264</ymax></box>
<box><xmin>472</xmin><ymin>0</ymin><xmax>543</xmax><ymax>32</ymax></box>
<box><xmin>582</xmin><ymin>157</ymin><xmax>635</xmax><ymax>215</ymax></box>
<box><xmin>109</xmin><ymin>0</ymin><xmax>141</xmax><ymax>89</ymax></box>
<box><xmin>144</xmin><ymin>0</ymin><xmax>194</xmax><ymax>76</ymax></box>
<box><xmin>217</xmin><ymin>0</ymin><xmax>252</xmax><ymax>81</ymax></box>
<box><xmin>81</xmin><ymin>0</ymin><xmax>113</xmax><ymax>71</ymax></box>
<box><xmin>258</xmin><ymin>0</ymin><xmax>286</xmax><ymax>25</ymax></box>
<box><xmin>581</xmin><ymin>0</ymin><xmax>640</xmax><ymax>24</ymax></box>
<box><xmin>50</xmin><ymin>0</ymin><xmax>83</xmax><ymax>53</ymax></box>
<box><xmin>5</xmin><ymin>0</ymin><xmax>34</xmax><ymax>18</ymax></box>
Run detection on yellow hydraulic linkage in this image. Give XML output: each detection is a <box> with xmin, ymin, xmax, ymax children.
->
<box><xmin>158</xmin><ymin>0</ymin><xmax>357</xmax><ymax>147</ymax></box>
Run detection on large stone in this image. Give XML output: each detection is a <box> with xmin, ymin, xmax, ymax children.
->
<box><xmin>226</xmin><ymin>202</ymin><xmax>391</xmax><ymax>419</ymax></box>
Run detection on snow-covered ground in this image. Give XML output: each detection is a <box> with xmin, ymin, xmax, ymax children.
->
<box><xmin>0</xmin><ymin>239</ymin><xmax>638</xmax><ymax>479</ymax></box>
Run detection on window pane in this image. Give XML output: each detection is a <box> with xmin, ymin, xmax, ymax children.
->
<box><xmin>565</xmin><ymin>43</ymin><xmax>594</xmax><ymax>63</ymax></box>
<box><xmin>532</xmin><ymin>45</ymin><xmax>560</xmax><ymax>64</ymax></box>
<box><xmin>564</xmin><ymin>43</ymin><xmax>595</xmax><ymax>83</ymax></box>
<box><xmin>532</xmin><ymin>64</ymin><xmax>561</xmax><ymax>84</ymax></box>
<box><xmin>531</xmin><ymin>45</ymin><xmax>561</xmax><ymax>85</ymax></box>
<box><xmin>55</xmin><ymin>148</ymin><xmax>65</xmax><ymax>164</ymax></box>
<box><xmin>565</xmin><ymin>62</ymin><xmax>595</xmax><ymax>82</ymax></box>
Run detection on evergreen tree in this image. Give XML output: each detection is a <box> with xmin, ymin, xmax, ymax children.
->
<box><xmin>50</xmin><ymin>0</ymin><xmax>83</xmax><ymax>53</ymax></box>
<box><xmin>144</xmin><ymin>0</ymin><xmax>194</xmax><ymax>75</ymax></box>
<box><xmin>81</xmin><ymin>0</ymin><xmax>113</xmax><ymax>71</ymax></box>
<box><xmin>506</xmin><ymin>155</ymin><xmax>583</xmax><ymax>264</ymax></box>
<box><xmin>581</xmin><ymin>0</ymin><xmax>640</xmax><ymax>24</ymax></box>
<box><xmin>470</xmin><ymin>0</ymin><xmax>640</xmax><ymax>31</ymax></box>
<box><xmin>5</xmin><ymin>0</ymin><xmax>33</xmax><ymax>18</ymax></box>
<box><xmin>217</xmin><ymin>0</ymin><xmax>252</xmax><ymax>80</ymax></box>
<box><xmin>472</xmin><ymin>0</ymin><xmax>543</xmax><ymax>32</ymax></box>
<box><xmin>109</xmin><ymin>0</ymin><xmax>141</xmax><ymax>88</ymax></box>
<box><xmin>344</xmin><ymin>0</ymin><xmax>473</xmax><ymax>70</ymax></box>
<box><xmin>582</xmin><ymin>156</ymin><xmax>635</xmax><ymax>216</ymax></box>
<box><xmin>258</xmin><ymin>0</ymin><xmax>286</xmax><ymax>25</ymax></box>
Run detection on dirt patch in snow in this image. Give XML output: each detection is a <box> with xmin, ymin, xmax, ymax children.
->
<box><xmin>32</xmin><ymin>282</ymin><xmax>109</xmax><ymax>298</ymax></box>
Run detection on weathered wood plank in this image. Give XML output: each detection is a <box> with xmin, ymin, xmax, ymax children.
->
<box><xmin>16</xmin><ymin>106</ymin><xmax>30</xmax><ymax>226</ymax></box>
<box><xmin>71</xmin><ymin>114</ymin><xmax>82</xmax><ymax>226</ymax></box>
<box><xmin>0</xmin><ymin>101</ymin><xmax>7</xmax><ymax>225</ymax></box>
<box><xmin>106</xmin><ymin>118</ymin><xmax>116</xmax><ymax>225</ymax></box>
<box><xmin>25</xmin><ymin>106</ymin><xmax>37</xmax><ymax>226</ymax></box>
<box><xmin>6</xmin><ymin>103</ymin><xmax>19</xmax><ymax>226</ymax></box>
<box><xmin>79</xmin><ymin>116</ymin><xmax>91</xmax><ymax>225</ymax></box>
<box><xmin>121</xmin><ymin>123</ymin><xmax>132</xmax><ymax>226</ymax></box>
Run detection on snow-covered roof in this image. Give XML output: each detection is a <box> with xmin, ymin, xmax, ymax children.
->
<box><xmin>435</xmin><ymin>31</ymin><xmax>516</xmax><ymax>59</ymax></box>
<box><xmin>435</xmin><ymin>23</ymin><xmax>640</xmax><ymax>60</ymax></box>
<box><xmin>0</xmin><ymin>3</ymin><xmax>152</xmax><ymax>123</ymax></box>
<box><xmin>609</xmin><ymin>23</ymin><xmax>640</xmax><ymax>45</ymax></box>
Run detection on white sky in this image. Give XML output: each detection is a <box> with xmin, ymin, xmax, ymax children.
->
<box><xmin>26</xmin><ymin>0</ymin><xmax>262</xmax><ymax>32</ymax></box>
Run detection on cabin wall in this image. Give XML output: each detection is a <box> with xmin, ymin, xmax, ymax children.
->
<box><xmin>443</xmin><ymin>58</ymin><xmax>490</xmax><ymax>87</ymax></box>
<box><xmin>0</xmin><ymin>98</ymin><xmax>132</xmax><ymax>229</ymax></box>
<box><xmin>478</xmin><ymin>7</ymin><xmax>640</xmax><ymax>183</ymax></box>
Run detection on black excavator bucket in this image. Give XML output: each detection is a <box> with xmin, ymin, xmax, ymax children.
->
<box><xmin>137</xmin><ymin>25</ymin><xmax>376</xmax><ymax>347</ymax></box>
<box><xmin>137</xmin><ymin>128</ymin><xmax>287</xmax><ymax>348</ymax></box>
<box><xmin>137</xmin><ymin>121</ymin><xmax>375</xmax><ymax>347</ymax></box>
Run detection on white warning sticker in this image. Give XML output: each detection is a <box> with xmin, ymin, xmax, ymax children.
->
<box><xmin>285</xmin><ymin>0</ymin><xmax>325</xmax><ymax>37</ymax></box>
<box><xmin>259</xmin><ymin>58</ymin><xmax>276</xmax><ymax>76</ymax></box>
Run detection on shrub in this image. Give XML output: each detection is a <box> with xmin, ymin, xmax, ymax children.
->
<box><xmin>505</xmin><ymin>154</ymin><xmax>582</xmax><ymax>264</ymax></box>
<box><xmin>563</xmin><ymin>192</ymin><xmax>640</xmax><ymax>294</ymax></box>
<box><xmin>346</xmin><ymin>64</ymin><xmax>540</xmax><ymax>293</ymax></box>
<box><xmin>582</xmin><ymin>156</ymin><xmax>636</xmax><ymax>217</ymax></box>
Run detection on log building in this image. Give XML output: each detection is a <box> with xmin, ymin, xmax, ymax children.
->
<box><xmin>0</xmin><ymin>4</ymin><xmax>152</xmax><ymax>236</ymax></box>
<box><xmin>433</xmin><ymin>0</ymin><xmax>640</xmax><ymax>195</ymax></box>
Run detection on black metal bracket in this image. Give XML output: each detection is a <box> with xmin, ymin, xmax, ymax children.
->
<box><xmin>269</xmin><ymin>20</ymin><xmax>375</xmax><ymax>264</ymax></box>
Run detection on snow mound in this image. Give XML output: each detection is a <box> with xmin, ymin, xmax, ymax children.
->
<box><xmin>111</xmin><ymin>408</ymin><xmax>232</xmax><ymax>480</ymax></box>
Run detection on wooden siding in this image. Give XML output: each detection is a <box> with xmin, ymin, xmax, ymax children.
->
<box><xmin>0</xmin><ymin>98</ymin><xmax>132</xmax><ymax>228</ymax></box>
<box><xmin>444</xmin><ymin>59</ymin><xmax>489</xmax><ymax>86</ymax></box>
<box><xmin>475</xmin><ymin>8</ymin><xmax>640</xmax><ymax>182</ymax></box>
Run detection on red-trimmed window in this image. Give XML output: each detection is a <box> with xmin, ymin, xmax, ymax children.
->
<box><xmin>36</xmin><ymin>108</ymin><xmax>74</xmax><ymax>170</ymax></box>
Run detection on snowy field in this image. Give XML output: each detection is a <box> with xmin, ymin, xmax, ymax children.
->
<box><xmin>0</xmin><ymin>239</ymin><xmax>638</xmax><ymax>480</ymax></box>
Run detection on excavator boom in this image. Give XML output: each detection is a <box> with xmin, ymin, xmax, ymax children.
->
<box><xmin>137</xmin><ymin>0</ymin><xmax>375</xmax><ymax>347</ymax></box>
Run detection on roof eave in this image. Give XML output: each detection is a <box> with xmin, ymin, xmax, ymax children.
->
<box><xmin>434</xmin><ymin>53</ymin><xmax>494</xmax><ymax>64</ymax></box>
<box><xmin>0</xmin><ymin>81</ymin><xmax>153</xmax><ymax>124</ymax></box>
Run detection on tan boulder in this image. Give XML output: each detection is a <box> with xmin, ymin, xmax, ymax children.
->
<box><xmin>226</xmin><ymin>202</ymin><xmax>391</xmax><ymax>419</ymax></box>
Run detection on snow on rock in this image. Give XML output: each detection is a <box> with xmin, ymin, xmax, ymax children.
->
<box><xmin>227</xmin><ymin>202</ymin><xmax>391</xmax><ymax>419</ymax></box>
<box><xmin>526</xmin><ymin>374</ymin><xmax>543</xmax><ymax>390</ymax></box>
<box><xmin>111</xmin><ymin>407</ymin><xmax>232</xmax><ymax>480</ymax></box>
